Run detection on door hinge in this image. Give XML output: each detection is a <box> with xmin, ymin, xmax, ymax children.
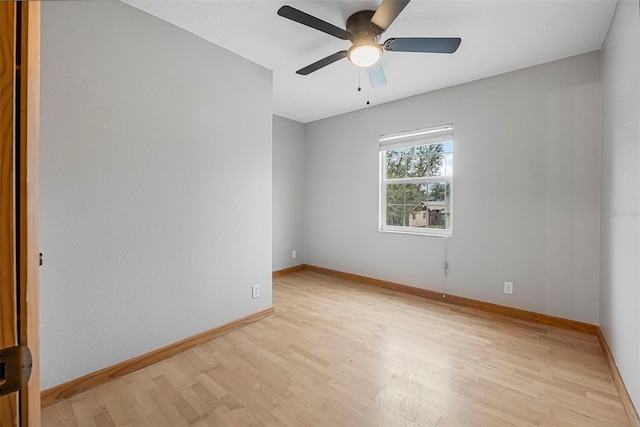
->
<box><xmin>0</xmin><ymin>345</ymin><xmax>33</xmax><ymax>396</ymax></box>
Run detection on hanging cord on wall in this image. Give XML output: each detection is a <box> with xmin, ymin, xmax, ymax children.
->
<box><xmin>442</xmin><ymin>236</ymin><xmax>449</xmax><ymax>299</ymax></box>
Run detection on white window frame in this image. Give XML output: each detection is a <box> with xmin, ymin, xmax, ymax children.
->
<box><xmin>378</xmin><ymin>124</ymin><xmax>454</xmax><ymax>237</ymax></box>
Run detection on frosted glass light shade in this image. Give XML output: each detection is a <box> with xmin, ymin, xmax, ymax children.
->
<box><xmin>348</xmin><ymin>44</ymin><xmax>382</xmax><ymax>68</ymax></box>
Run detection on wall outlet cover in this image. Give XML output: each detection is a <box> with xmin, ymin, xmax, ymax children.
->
<box><xmin>252</xmin><ymin>284</ymin><xmax>260</xmax><ymax>299</ymax></box>
<box><xmin>504</xmin><ymin>281</ymin><xmax>514</xmax><ymax>295</ymax></box>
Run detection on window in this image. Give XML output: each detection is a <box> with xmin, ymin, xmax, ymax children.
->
<box><xmin>379</xmin><ymin>124</ymin><xmax>453</xmax><ymax>236</ymax></box>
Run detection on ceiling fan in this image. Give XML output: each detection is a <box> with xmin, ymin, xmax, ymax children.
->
<box><xmin>277</xmin><ymin>0</ymin><xmax>462</xmax><ymax>88</ymax></box>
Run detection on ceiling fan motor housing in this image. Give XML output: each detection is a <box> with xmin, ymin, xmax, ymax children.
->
<box><xmin>346</xmin><ymin>10</ymin><xmax>382</xmax><ymax>43</ymax></box>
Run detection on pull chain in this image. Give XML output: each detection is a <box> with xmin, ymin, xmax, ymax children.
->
<box><xmin>356</xmin><ymin>69</ymin><xmax>370</xmax><ymax>105</ymax></box>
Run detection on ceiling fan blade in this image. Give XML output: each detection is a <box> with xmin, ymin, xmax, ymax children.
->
<box><xmin>277</xmin><ymin>6</ymin><xmax>351</xmax><ymax>40</ymax></box>
<box><xmin>370</xmin><ymin>0</ymin><xmax>410</xmax><ymax>33</ymax></box>
<box><xmin>383</xmin><ymin>37</ymin><xmax>462</xmax><ymax>53</ymax></box>
<box><xmin>296</xmin><ymin>51</ymin><xmax>348</xmax><ymax>75</ymax></box>
<box><xmin>366</xmin><ymin>62</ymin><xmax>387</xmax><ymax>88</ymax></box>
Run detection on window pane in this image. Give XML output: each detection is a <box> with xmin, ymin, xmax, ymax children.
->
<box><xmin>385</xmin><ymin>143</ymin><xmax>451</xmax><ymax>180</ymax></box>
<box><xmin>405</xmin><ymin>146</ymin><xmax>424</xmax><ymax>178</ymax></box>
<box><xmin>427</xmin><ymin>210</ymin><xmax>446</xmax><ymax>229</ymax></box>
<box><xmin>407</xmin><ymin>144</ymin><xmax>437</xmax><ymax>178</ymax></box>
<box><xmin>386</xmin><ymin>184</ymin><xmax>404</xmax><ymax>205</ymax></box>
<box><xmin>428</xmin><ymin>183</ymin><xmax>445</xmax><ymax>202</ymax></box>
<box><xmin>408</xmin><ymin>204</ymin><xmax>427</xmax><ymax>227</ymax></box>
<box><xmin>440</xmin><ymin>141</ymin><xmax>453</xmax><ymax>153</ymax></box>
<box><xmin>426</xmin><ymin>153</ymin><xmax>446</xmax><ymax>177</ymax></box>
<box><xmin>386</xmin><ymin>205</ymin><xmax>406</xmax><ymax>226</ymax></box>
<box><xmin>404</xmin><ymin>183</ymin><xmax>428</xmax><ymax>206</ymax></box>
<box><xmin>386</xmin><ymin>184</ymin><xmax>406</xmax><ymax>226</ymax></box>
<box><xmin>427</xmin><ymin>182</ymin><xmax>451</xmax><ymax>229</ymax></box>
<box><xmin>386</xmin><ymin>149</ymin><xmax>408</xmax><ymax>179</ymax></box>
<box><xmin>443</xmin><ymin>153</ymin><xmax>453</xmax><ymax>177</ymax></box>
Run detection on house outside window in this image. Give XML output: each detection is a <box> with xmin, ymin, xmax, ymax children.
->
<box><xmin>379</xmin><ymin>124</ymin><xmax>453</xmax><ymax>236</ymax></box>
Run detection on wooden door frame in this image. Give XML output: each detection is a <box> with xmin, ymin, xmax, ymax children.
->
<box><xmin>0</xmin><ymin>1</ymin><xmax>20</xmax><ymax>423</ymax></box>
<box><xmin>0</xmin><ymin>2</ymin><xmax>41</xmax><ymax>426</ymax></box>
<box><xmin>19</xmin><ymin>2</ymin><xmax>41</xmax><ymax>425</ymax></box>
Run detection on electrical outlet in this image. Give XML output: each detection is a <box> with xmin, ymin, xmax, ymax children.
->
<box><xmin>292</xmin><ymin>250</ymin><xmax>297</xmax><ymax>259</ymax></box>
<box><xmin>252</xmin><ymin>284</ymin><xmax>260</xmax><ymax>299</ymax></box>
<box><xmin>504</xmin><ymin>281</ymin><xmax>513</xmax><ymax>295</ymax></box>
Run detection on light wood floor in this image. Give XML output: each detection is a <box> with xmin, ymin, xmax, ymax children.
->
<box><xmin>42</xmin><ymin>271</ymin><xmax>630</xmax><ymax>426</ymax></box>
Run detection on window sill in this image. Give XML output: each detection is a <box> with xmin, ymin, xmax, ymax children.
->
<box><xmin>379</xmin><ymin>227</ymin><xmax>452</xmax><ymax>238</ymax></box>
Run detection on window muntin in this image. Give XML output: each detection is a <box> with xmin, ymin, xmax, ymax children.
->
<box><xmin>379</xmin><ymin>125</ymin><xmax>453</xmax><ymax>236</ymax></box>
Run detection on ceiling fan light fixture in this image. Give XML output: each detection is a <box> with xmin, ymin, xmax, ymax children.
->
<box><xmin>348</xmin><ymin>43</ymin><xmax>382</xmax><ymax>68</ymax></box>
<box><xmin>278</xmin><ymin>1</ymin><xmax>462</xmax><ymax>85</ymax></box>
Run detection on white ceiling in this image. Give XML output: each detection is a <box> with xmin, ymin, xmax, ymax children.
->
<box><xmin>121</xmin><ymin>0</ymin><xmax>616</xmax><ymax>123</ymax></box>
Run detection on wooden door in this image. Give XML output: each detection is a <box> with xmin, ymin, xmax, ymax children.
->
<box><xmin>0</xmin><ymin>2</ymin><xmax>40</xmax><ymax>426</ymax></box>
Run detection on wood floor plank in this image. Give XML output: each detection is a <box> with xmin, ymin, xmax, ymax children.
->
<box><xmin>42</xmin><ymin>271</ymin><xmax>631</xmax><ymax>426</ymax></box>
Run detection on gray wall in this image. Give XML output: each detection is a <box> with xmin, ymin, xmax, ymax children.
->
<box><xmin>40</xmin><ymin>1</ymin><xmax>272</xmax><ymax>389</ymax></box>
<box><xmin>273</xmin><ymin>116</ymin><xmax>306</xmax><ymax>271</ymax></box>
<box><xmin>304</xmin><ymin>52</ymin><xmax>601</xmax><ymax>324</ymax></box>
<box><xmin>600</xmin><ymin>0</ymin><xmax>640</xmax><ymax>410</ymax></box>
